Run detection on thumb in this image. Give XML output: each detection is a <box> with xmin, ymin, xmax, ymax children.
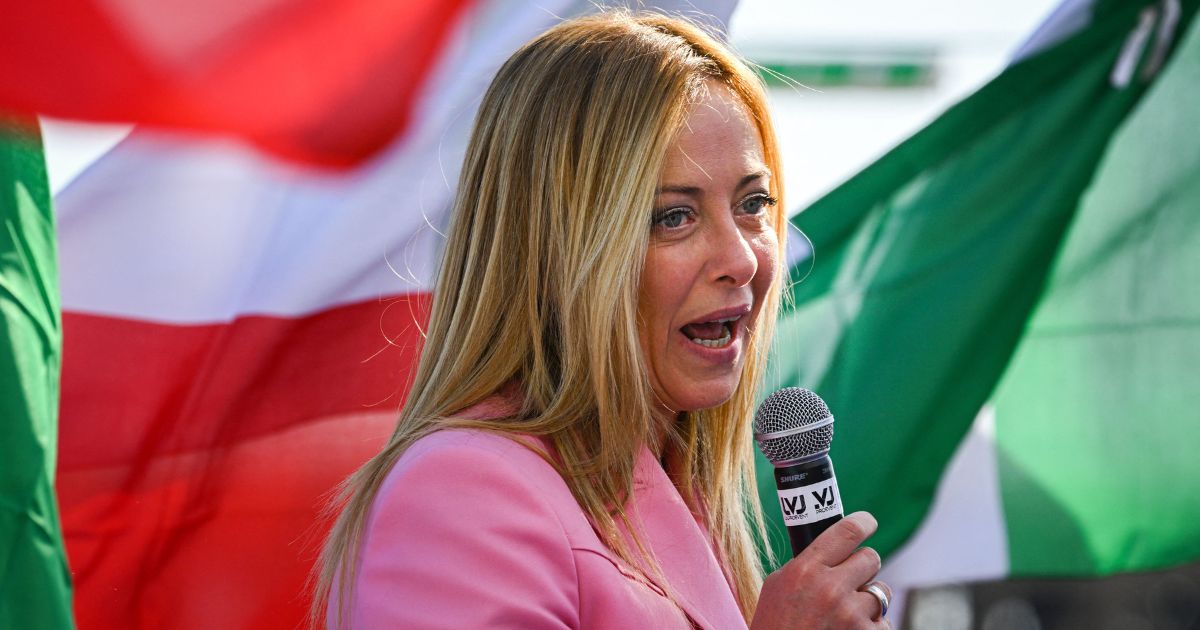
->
<box><xmin>803</xmin><ymin>511</ymin><xmax>877</xmax><ymax>567</ymax></box>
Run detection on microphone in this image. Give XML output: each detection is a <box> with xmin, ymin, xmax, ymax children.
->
<box><xmin>754</xmin><ymin>387</ymin><xmax>844</xmax><ymax>556</ymax></box>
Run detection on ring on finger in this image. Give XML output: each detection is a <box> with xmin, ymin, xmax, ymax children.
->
<box><xmin>863</xmin><ymin>581</ymin><xmax>889</xmax><ymax>620</ymax></box>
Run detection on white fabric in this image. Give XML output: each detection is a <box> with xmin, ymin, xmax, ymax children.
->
<box><xmin>56</xmin><ymin>0</ymin><xmax>577</xmax><ymax>322</ymax></box>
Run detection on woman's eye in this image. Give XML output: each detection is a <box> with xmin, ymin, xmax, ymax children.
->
<box><xmin>652</xmin><ymin>207</ymin><xmax>693</xmax><ymax>230</ymax></box>
<box><xmin>740</xmin><ymin>194</ymin><xmax>777</xmax><ymax>215</ymax></box>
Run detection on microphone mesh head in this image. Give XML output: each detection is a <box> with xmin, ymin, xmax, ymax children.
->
<box><xmin>754</xmin><ymin>387</ymin><xmax>834</xmax><ymax>465</ymax></box>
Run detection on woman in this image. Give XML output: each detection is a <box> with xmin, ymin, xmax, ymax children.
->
<box><xmin>315</xmin><ymin>10</ymin><xmax>890</xmax><ymax>629</ymax></box>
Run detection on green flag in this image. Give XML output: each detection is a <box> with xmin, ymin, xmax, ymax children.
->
<box><xmin>993</xmin><ymin>3</ymin><xmax>1200</xmax><ymax>576</ymax></box>
<box><xmin>0</xmin><ymin>116</ymin><xmax>74</xmax><ymax>628</ymax></box>
<box><xmin>760</xmin><ymin>0</ymin><xmax>1199</xmax><ymax>574</ymax></box>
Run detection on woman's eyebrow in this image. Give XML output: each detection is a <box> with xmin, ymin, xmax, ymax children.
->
<box><xmin>736</xmin><ymin>170</ymin><xmax>771</xmax><ymax>189</ymax></box>
<box><xmin>656</xmin><ymin>184</ymin><xmax>702</xmax><ymax>195</ymax></box>
<box><xmin>655</xmin><ymin>171</ymin><xmax>770</xmax><ymax>196</ymax></box>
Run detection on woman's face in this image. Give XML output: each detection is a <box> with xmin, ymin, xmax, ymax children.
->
<box><xmin>638</xmin><ymin>81</ymin><xmax>779</xmax><ymax>419</ymax></box>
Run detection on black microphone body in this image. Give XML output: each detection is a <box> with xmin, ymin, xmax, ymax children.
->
<box><xmin>754</xmin><ymin>387</ymin><xmax>845</xmax><ymax>556</ymax></box>
<box><xmin>773</xmin><ymin>454</ymin><xmax>843</xmax><ymax>556</ymax></box>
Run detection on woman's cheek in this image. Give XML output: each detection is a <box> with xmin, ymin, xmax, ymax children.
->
<box><xmin>751</xmin><ymin>231</ymin><xmax>780</xmax><ymax>287</ymax></box>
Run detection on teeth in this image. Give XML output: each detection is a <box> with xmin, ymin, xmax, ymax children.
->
<box><xmin>690</xmin><ymin>325</ymin><xmax>732</xmax><ymax>348</ymax></box>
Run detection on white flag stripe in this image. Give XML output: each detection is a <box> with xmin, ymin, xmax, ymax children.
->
<box><xmin>55</xmin><ymin>0</ymin><xmax>578</xmax><ymax>323</ymax></box>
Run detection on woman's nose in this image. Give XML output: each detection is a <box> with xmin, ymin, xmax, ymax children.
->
<box><xmin>708</xmin><ymin>217</ymin><xmax>758</xmax><ymax>287</ymax></box>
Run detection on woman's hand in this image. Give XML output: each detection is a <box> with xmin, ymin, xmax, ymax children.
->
<box><xmin>750</xmin><ymin>512</ymin><xmax>892</xmax><ymax>630</ymax></box>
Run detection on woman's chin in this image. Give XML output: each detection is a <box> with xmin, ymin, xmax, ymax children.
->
<box><xmin>666</xmin><ymin>380</ymin><xmax>740</xmax><ymax>414</ymax></box>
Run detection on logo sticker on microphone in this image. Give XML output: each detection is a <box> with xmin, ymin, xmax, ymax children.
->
<box><xmin>777</xmin><ymin>477</ymin><xmax>842</xmax><ymax>526</ymax></box>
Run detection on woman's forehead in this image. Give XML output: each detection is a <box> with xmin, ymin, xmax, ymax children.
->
<box><xmin>659</xmin><ymin>81</ymin><xmax>769</xmax><ymax>190</ymax></box>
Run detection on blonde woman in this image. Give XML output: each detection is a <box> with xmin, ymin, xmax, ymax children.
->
<box><xmin>316</xmin><ymin>10</ymin><xmax>891</xmax><ymax>629</ymax></box>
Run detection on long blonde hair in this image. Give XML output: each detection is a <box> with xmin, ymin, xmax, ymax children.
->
<box><xmin>314</xmin><ymin>10</ymin><xmax>787</xmax><ymax>626</ymax></box>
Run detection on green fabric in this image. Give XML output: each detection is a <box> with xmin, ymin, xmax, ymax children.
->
<box><xmin>758</xmin><ymin>0</ymin><xmax>1198</xmax><ymax>568</ymax></box>
<box><xmin>993</xmin><ymin>12</ymin><xmax>1200</xmax><ymax>576</ymax></box>
<box><xmin>0</xmin><ymin>116</ymin><xmax>73</xmax><ymax>628</ymax></box>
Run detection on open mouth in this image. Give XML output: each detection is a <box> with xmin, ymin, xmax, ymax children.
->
<box><xmin>681</xmin><ymin>315</ymin><xmax>739</xmax><ymax>349</ymax></box>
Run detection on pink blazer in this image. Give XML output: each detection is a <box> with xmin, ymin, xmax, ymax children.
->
<box><xmin>336</xmin><ymin>427</ymin><xmax>749</xmax><ymax>629</ymax></box>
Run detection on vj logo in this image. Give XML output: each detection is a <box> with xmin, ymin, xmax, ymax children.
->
<box><xmin>812</xmin><ymin>486</ymin><xmax>835</xmax><ymax>508</ymax></box>
<box><xmin>781</xmin><ymin>494</ymin><xmax>807</xmax><ymax>516</ymax></box>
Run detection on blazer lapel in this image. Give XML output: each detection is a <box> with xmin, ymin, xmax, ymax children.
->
<box><xmin>624</xmin><ymin>447</ymin><xmax>748</xmax><ymax>630</ymax></box>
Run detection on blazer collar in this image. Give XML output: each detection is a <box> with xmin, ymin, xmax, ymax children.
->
<box><xmin>460</xmin><ymin>387</ymin><xmax>747</xmax><ymax>628</ymax></box>
<box><xmin>623</xmin><ymin>447</ymin><xmax>748</xmax><ymax>630</ymax></box>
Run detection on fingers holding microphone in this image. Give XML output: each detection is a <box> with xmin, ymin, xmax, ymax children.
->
<box><xmin>751</xmin><ymin>512</ymin><xmax>892</xmax><ymax>630</ymax></box>
<box><xmin>811</xmin><ymin>513</ymin><xmax>891</xmax><ymax>626</ymax></box>
<box><xmin>752</xmin><ymin>388</ymin><xmax>890</xmax><ymax>627</ymax></box>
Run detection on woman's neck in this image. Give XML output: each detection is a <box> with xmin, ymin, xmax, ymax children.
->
<box><xmin>652</xmin><ymin>407</ymin><xmax>686</xmax><ymax>467</ymax></box>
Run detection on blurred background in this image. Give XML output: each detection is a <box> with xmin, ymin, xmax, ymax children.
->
<box><xmin>42</xmin><ymin>0</ymin><xmax>1062</xmax><ymax>200</ymax></box>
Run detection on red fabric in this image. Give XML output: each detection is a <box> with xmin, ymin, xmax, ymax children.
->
<box><xmin>57</xmin><ymin>293</ymin><xmax>430</xmax><ymax>628</ymax></box>
<box><xmin>1</xmin><ymin>0</ymin><xmax>473</xmax><ymax>166</ymax></box>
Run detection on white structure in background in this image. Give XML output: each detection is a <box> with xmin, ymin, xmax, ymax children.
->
<box><xmin>730</xmin><ymin>0</ymin><xmax>1060</xmax><ymax>208</ymax></box>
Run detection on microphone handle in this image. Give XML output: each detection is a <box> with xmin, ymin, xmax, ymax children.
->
<box><xmin>773</xmin><ymin>455</ymin><xmax>844</xmax><ymax>556</ymax></box>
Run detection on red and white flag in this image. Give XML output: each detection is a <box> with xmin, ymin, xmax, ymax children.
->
<box><xmin>3</xmin><ymin>0</ymin><xmax>472</xmax><ymax>166</ymax></box>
